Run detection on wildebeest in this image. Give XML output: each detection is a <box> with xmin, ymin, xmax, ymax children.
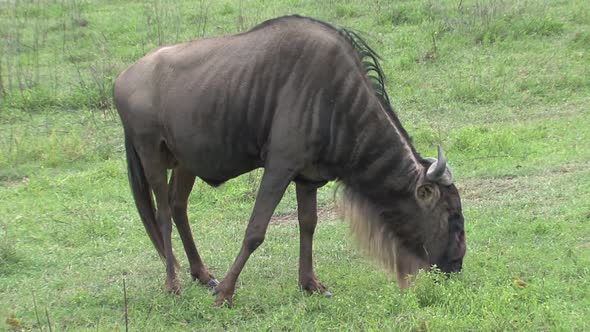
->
<box><xmin>114</xmin><ymin>15</ymin><xmax>466</xmax><ymax>307</ymax></box>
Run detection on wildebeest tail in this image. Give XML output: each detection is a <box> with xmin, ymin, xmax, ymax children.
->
<box><xmin>124</xmin><ymin>135</ymin><xmax>166</xmax><ymax>262</ymax></box>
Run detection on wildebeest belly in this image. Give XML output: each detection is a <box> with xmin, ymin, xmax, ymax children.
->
<box><xmin>163</xmin><ymin>109</ymin><xmax>265</xmax><ymax>182</ymax></box>
<box><xmin>184</xmin><ymin>151</ymin><xmax>261</xmax><ymax>183</ymax></box>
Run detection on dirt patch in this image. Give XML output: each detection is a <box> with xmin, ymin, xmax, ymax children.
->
<box><xmin>459</xmin><ymin>161</ymin><xmax>589</xmax><ymax>204</ymax></box>
<box><xmin>1</xmin><ymin>176</ymin><xmax>29</xmax><ymax>188</ymax></box>
<box><xmin>270</xmin><ymin>206</ymin><xmax>339</xmax><ymax>225</ymax></box>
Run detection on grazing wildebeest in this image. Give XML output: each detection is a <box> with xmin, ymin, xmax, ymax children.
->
<box><xmin>114</xmin><ymin>15</ymin><xmax>466</xmax><ymax>307</ymax></box>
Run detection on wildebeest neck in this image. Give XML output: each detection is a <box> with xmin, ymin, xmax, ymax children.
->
<box><xmin>336</xmin><ymin>98</ymin><xmax>422</xmax><ymax>202</ymax></box>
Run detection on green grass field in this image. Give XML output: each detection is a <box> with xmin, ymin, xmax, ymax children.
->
<box><xmin>1</xmin><ymin>0</ymin><xmax>589</xmax><ymax>330</ymax></box>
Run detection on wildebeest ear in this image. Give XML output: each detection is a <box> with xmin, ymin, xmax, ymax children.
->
<box><xmin>415</xmin><ymin>183</ymin><xmax>440</xmax><ymax>208</ymax></box>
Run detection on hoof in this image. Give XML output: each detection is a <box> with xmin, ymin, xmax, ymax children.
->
<box><xmin>191</xmin><ymin>270</ymin><xmax>218</xmax><ymax>287</ymax></box>
<box><xmin>207</xmin><ymin>278</ymin><xmax>220</xmax><ymax>289</ymax></box>
<box><xmin>214</xmin><ymin>295</ymin><xmax>233</xmax><ymax>308</ymax></box>
<box><xmin>299</xmin><ymin>280</ymin><xmax>331</xmax><ymax>298</ymax></box>
<box><xmin>165</xmin><ymin>280</ymin><xmax>182</xmax><ymax>295</ymax></box>
<box><xmin>210</xmin><ymin>283</ymin><xmax>234</xmax><ymax>307</ymax></box>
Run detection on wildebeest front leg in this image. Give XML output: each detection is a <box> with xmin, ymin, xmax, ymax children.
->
<box><xmin>212</xmin><ymin>167</ymin><xmax>294</xmax><ymax>307</ymax></box>
<box><xmin>169</xmin><ymin>167</ymin><xmax>218</xmax><ymax>288</ymax></box>
<box><xmin>296</xmin><ymin>183</ymin><xmax>331</xmax><ymax>296</ymax></box>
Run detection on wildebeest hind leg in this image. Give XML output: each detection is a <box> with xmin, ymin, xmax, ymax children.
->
<box><xmin>212</xmin><ymin>166</ymin><xmax>295</xmax><ymax>307</ymax></box>
<box><xmin>139</xmin><ymin>146</ymin><xmax>181</xmax><ymax>294</ymax></box>
<box><xmin>296</xmin><ymin>183</ymin><xmax>331</xmax><ymax>297</ymax></box>
<box><xmin>169</xmin><ymin>167</ymin><xmax>218</xmax><ymax>288</ymax></box>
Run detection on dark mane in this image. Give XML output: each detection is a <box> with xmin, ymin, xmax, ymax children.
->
<box><xmin>336</xmin><ymin>28</ymin><xmax>421</xmax><ymax>158</ymax></box>
<box><xmin>338</xmin><ymin>29</ymin><xmax>390</xmax><ymax>106</ymax></box>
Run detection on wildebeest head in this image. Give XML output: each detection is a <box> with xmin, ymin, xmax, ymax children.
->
<box><xmin>343</xmin><ymin>146</ymin><xmax>466</xmax><ymax>288</ymax></box>
<box><xmin>414</xmin><ymin>146</ymin><xmax>466</xmax><ymax>274</ymax></box>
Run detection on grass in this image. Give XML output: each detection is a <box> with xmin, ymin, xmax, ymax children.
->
<box><xmin>1</xmin><ymin>0</ymin><xmax>589</xmax><ymax>331</ymax></box>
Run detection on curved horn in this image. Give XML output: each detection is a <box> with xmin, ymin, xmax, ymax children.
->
<box><xmin>426</xmin><ymin>146</ymin><xmax>447</xmax><ymax>182</ymax></box>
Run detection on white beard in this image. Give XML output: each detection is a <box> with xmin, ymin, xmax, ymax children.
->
<box><xmin>340</xmin><ymin>188</ymin><xmax>429</xmax><ymax>288</ymax></box>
